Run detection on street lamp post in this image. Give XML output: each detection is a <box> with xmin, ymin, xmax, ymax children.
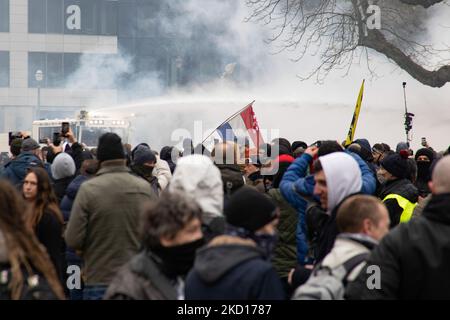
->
<box><xmin>35</xmin><ymin>69</ymin><xmax>44</xmax><ymax>120</ymax></box>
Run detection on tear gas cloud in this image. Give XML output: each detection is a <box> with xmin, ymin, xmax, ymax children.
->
<box><xmin>69</xmin><ymin>0</ymin><xmax>450</xmax><ymax>152</ymax></box>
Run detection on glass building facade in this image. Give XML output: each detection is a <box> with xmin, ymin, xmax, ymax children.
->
<box><xmin>28</xmin><ymin>0</ymin><xmax>117</xmax><ymax>35</ymax></box>
<box><xmin>0</xmin><ymin>0</ymin><xmax>9</xmax><ymax>32</ymax></box>
<box><xmin>23</xmin><ymin>0</ymin><xmax>233</xmax><ymax>93</ymax></box>
<box><xmin>0</xmin><ymin>52</ymin><xmax>8</xmax><ymax>87</ymax></box>
<box><xmin>0</xmin><ymin>0</ymin><xmax>237</xmax><ymax>132</ymax></box>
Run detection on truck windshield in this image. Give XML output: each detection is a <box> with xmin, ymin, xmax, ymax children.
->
<box><xmin>39</xmin><ymin>127</ymin><xmax>61</xmax><ymax>141</ymax></box>
<box><xmin>81</xmin><ymin>127</ymin><xmax>126</xmax><ymax>147</ymax></box>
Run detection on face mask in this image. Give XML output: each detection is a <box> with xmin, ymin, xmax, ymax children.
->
<box><xmin>152</xmin><ymin>237</ymin><xmax>205</xmax><ymax>278</ymax></box>
<box><xmin>141</xmin><ymin>165</ymin><xmax>154</xmax><ymax>177</ymax></box>
<box><xmin>416</xmin><ymin>161</ymin><xmax>431</xmax><ymax>181</ymax></box>
<box><xmin>250</xmin><ymin>233</ymin><xmax>278</xmax><ymax>260</ymax></box>
<box><xmin>133</xmin><ymin>164</ymin><xmax>154</xmax><ymax>178</ymax></box>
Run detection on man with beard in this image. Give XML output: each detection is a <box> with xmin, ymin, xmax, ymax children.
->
<box><xmin>105</xmin><ymin>192</ymin><xmax>204</xmax><ymax>300</ymax></box>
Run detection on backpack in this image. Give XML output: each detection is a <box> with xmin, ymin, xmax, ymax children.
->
<box><xmin>292</xmin><ymin>252</ymin><xmax>368</xmax><ymax>300</ymax></box>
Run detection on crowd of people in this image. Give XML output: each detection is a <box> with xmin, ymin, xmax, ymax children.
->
<box><xmin>1</xmin><ymin>129</ymin><xmax>450</xmax><ymax>300</ymax></box>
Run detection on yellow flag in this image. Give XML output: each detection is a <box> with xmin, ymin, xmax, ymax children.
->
<box><xmin>345</xmin><ymin>80</ymin><xmax>365</xmax><ymax>146</ymax></box>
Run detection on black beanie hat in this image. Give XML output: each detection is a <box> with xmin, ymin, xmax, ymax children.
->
<box><xmin>292</xmin><ymin>141</ymin><xmax>307</xmax><ymax>152</ymax></box>
<box><xmin>133</xmin><ymin>145</ymin><xmax>156</xmax><ymax>165</ymax></box>
<box><xmin>381</xmin><ymin>151</ymin><xmax>409</xmax><ymax>179</ymax></box>
<box><xmin>97</xmin><ymin>133</ymin><xmax>125</xmax><ymax>163</ymax></box>
<box><xmin>415</xmin><ymin>148</ymin><xmax>435</xmax><ymax>162</ymax></box>
<box><xmin>225</xmin><ymin>186</ymin><xmax>278</xmax><ymax>232</ymax></box>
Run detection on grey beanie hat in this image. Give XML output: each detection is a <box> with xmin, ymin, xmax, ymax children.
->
<box><xmin>51</xmin><ymin>152</ymin><xmax>76</xmax><ymax>180</ymax></box>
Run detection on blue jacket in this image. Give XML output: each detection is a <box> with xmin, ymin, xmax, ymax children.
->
<box><xmin>280</xmin><ymin>151</ymin><xmax>376</xmax><ymax>264</ymax></box>
<box><xmin>0</xmin><ymin>152</ymin><xmax>49</xmax><ymax>187</ymax></box>
<box><xmin>60</xmin><ymin>174</ymin><xmax>88</xmax><ymax>263</ymax></box>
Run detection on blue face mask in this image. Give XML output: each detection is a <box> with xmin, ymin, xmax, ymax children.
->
<box><xmin>250</xmin><ymin>233</ymin><xmax>278</xmax><ymax>260</ymax></box>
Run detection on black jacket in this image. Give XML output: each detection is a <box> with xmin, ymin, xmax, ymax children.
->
<box><xmin>215</xmin><ymin>164</ymin><xmax>244</xmax><ymax>197</ymax></box>
<box><xmin>104</xmin><ymin>251</ymin><xmax>178</xmax><ymax>300</ymax></box>
<box><xmin>53</xmin><ymin>176</ymin><xmax>75</xmax><ymax>204</ymax></box>
<box><xmin>35</xmin><ymin>210</ymin><xmax>65</xmax><ymax>284</ymax></box>
<box><xmin>185</xmin><ymin>235</ymin><xmax>285</xmax><ymax>300</ymax></box>
<box><xmin>377</xmin><ymin>178</ymin><xmax>418</xmax><ymax>227</ymax></box>
<box><xmin>346</xmin><ymin>193</ymin><xmax>450</xmax><ymax>299</ymax></box>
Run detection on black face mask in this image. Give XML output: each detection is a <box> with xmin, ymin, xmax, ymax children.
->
<box><xmin>133</xmin><ymin>164</ymin><xmax>154</xmax><ymax>178</ymax></box>
<box><xmin>416</xmin><ymin>161</ymin><xmax>431</xmax><ymax>181</ymax></box>
<box><xmin>250</xmin><ymin>233</ymin><xmax>278</xmax><ymax>260</ymax></box>
<box><xmin>152</xmin><ymin>238</ymin><xmax>205</xmax><ymax>278</ymax></box>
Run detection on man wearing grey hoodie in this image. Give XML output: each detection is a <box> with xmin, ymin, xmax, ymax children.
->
<box><xmin>311</xmin><ymin>152</ymin><xmax>365</xmax><ymax>263</ymax></box>
<box><xmin>51</xmin><ymin>152</ymin><xmax>76</xmax><ymax>203</ymax></box>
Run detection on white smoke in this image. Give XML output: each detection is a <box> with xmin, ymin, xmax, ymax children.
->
<box><xmin>73</xmin><ymin>0</ymin><xmax>450</xmax><ymax>152</ymax></box>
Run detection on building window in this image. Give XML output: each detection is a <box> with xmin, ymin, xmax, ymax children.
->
<box><xmin>29</xmin><ymin>52</ymin><xmax>76</xmax><ymax>88</ymax></box>
<box><xmin>29</xmin><ymin>0</ymin><xmax>46</xmax><ymax>33</ymax></box>
<box><xmin>28</xmin><ymin>52</ymin><xmax>46</xmax><ymax>87</ymax></box>
<box><xmin>29</xmin><ymin>52</ymin><xmax>115</xmax><ymax>89</ymax></box>
<box><xmin>118</xmin><ymin>0</ymin><xmax>136</xmax><ymax>37</ymax></box>
<box><xmin>47</xmin><ymin>0</ymin><xmax>64</xmax><ymax>34</ymax></box>
<box><xmin>29</xmin><ymin>0</ymin><xmax>117</xmax><ymax>35</ymax></box>
<box><xmin>46</xmin><ymin>53</ymin><xmax>64</xmax><ymax>87</ymax></box>
<box><xmin>0</xmin><ymin>0</ymin><xmax>9</xmax><ymax>32</ymax></box>
<box><xmin>0</xmin><ymin>51</ymin><xmax>9</xmax><ymax>87</ymax></box>
<box><xmin>100</xmin><ymin>0</ymin><xmax>117</xmax><ymax>36</ymax></box>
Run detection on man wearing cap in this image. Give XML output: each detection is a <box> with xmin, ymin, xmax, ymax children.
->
<box><xmin>376</xmin><ymin>151</ymin><xmax>418</xmax><ymax>228</ymax></box>
<box><xmin>65</xmin><ymin>133</ymin><xmax>156</xmax><ymax>300</ymax></box>
<box><xmin>185</xmin><ymin>186</ymin><xmax>286</xmax><ymax>300</ymax></box>
<box><xmin>1</xmin><ymin>137</ymin><xmax>47</xmax><ymax>187</ymax></box>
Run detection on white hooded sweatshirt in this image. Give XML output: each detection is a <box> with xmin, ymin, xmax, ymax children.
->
<box><xmin>320</xmin><ymin>152</ymin><xmax>362</xmax><ymax>214</ymax></box>
<box><xmin>169</xmin><ymin>155</ymin><xmax>224</xmax><ymax>224</ymax></box>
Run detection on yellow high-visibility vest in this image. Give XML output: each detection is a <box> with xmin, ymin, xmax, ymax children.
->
<box><xmin>383</xmin><ymin>194</ymin><xmax>417</xmax><ymax>223</ymax></box>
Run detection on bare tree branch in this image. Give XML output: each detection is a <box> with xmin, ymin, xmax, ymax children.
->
<box><xmin>398</xmin><ymin>0</ymin><xmax>444</xmax><ymax>8</ymax></box>
<box><xmin>361</xmin><ymin>29</ymin><xmax>450</xmax><ymax>87</ymax></box>
<box><xmin>246</xmin><ymin>0</ymin><xmax>450</xmax><ymax>87</ymax></box>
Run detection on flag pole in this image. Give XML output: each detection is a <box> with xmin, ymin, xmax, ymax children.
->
<box><xmin>202</xmin><ymin>100</ymin><xmax>255</xmax><ymax>145</ymax></box>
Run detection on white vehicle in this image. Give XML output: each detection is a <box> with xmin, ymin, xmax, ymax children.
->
<box><xmin>32</xmin><ymin>111</ymin><xmax>130</xmax><ymax>148</ymax></box>
<box><xmin>0</xmin><ymin>133</ymin><xmax>8</xmax><ymax>154</ymax></box>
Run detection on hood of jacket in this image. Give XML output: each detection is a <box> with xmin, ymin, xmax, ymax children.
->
<box><xmin>3</xmin><ymin>152</ymin><xmax>41</xmax><ymax>182</ymax></box>
<box><xmin>169</xmin><ymin>155</ymin><xmax>224</xmax><ymax>223</ymax></box>
<box><xmin>321</xmin><ymin>233</ymin><xmax>377</xmax><ymax>269</ymax></box>
<box><xmin>51</xmin><ymin>152</ymin><xmax>76</xmax><ymax>180</ymax></box>
<box><xmin>320</xmin><ymin>152</ymin><xmax>362</xmax><ymax>213</ymax></box>
<box><xmin>192</xmin><ymin>235</ymin><xmax>265</xmax><ymax>284</ymax></box>
<box><xmin>423</xmin><ymin>193</ymin><xmax>450</xmax><ymax>225</ymax></box>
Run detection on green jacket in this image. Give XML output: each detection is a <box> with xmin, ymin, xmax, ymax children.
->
<box><xmin>268</xmin><ymin>188</ymin><xmax>297</xmax><ymax>278</ymax></box>
<box><xmin>65</xmin><ymin>160</ymin><xmax>156</xmax><ymax>285</ymax></box>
